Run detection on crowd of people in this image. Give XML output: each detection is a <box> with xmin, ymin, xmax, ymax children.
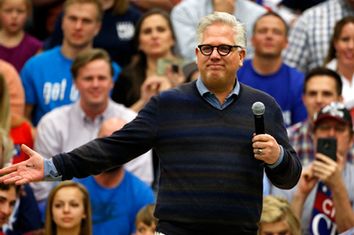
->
<box><xmin>0</xmin><ymin>0</ymin><xmax>353</xmax><ymax>234</ymax></box>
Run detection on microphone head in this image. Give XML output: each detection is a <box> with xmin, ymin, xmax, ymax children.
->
<box><xmin>252</xmin><ymin>102</ymin><xmax>265</xmax><ymax>116</ymax></box>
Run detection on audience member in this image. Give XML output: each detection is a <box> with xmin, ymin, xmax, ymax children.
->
<box><xmin>75</xmin><ymin>118</ymin><xmax>154</xmax><ymax>235</ymax></box>
<box><xmin>0</xmin><ymin>74</ymin><xmax>41</xmax><ymax>235</ymax></box>
<box><xmin>0</xmin><ymin>61</ymin><xmax>24</xmax><ymax>116</ymax></box>
<box><xmin>0</xmin><ymin>12</ymin><xmax>302</xmax><ymax>234</ymax></box>
<box><xmin>0</xmin><ymin>74</ymin><xmax>11</xmax><ymax>134</ymax></box>
<box><xmin>0</xmin><ymin>128</ymin><xmax>12</xmax><ymax>170</ymax></box>
<box><xmin>44</xmin><ymin>181</ymin><xmax>92</xmax><ymax>235</ymax></box>
<box><xmin>0</xmin><ymin>0</ymin><xmax>42</xmax><ymax>72</ymax></box>
<box><xmin>324</xmin><ymin>16</ymin><xmax>354</xmax><ymax>114</ymax></box>
<box><xmin>112</xmin><ymin>8</ymin><xmax>182</xmax><ymax>112</ymax></box>
<box><xmin>283</xmin><ymin>0</ymin><xmax>354</xmax><ymax>73</ymax></box>
<box><xmin>0</xmin><ymin>183</ymin><xmax>19</xmax><ymax>234</ymax></box>
<box><xmin>171</xmin><ymin>0</ymin><xmax>267</xmax><ymax>61</ymax></box>
<box><xmin>45</xmin><ymin>0</ymin><xmax>142</xmax><ymax>67</ymax></box>
<box><xmin>238</xmin><ymin>12</ymin><xmax>306</xmax><ymax>127</ymax></box>
<box><xmin>272</xmin><ymin>102</ymin><xmax>354</xmax><ymax>234</ymax></box>
<box><xmin>258</xmin><ymin>195</ymin><xmax>301</xmax><ymax>235</ymax></box>
<box><xmin>31</xmin><ymin>48</ymin><xmax>153</xmax><ymax>218</ymax></box>
<box><xmin>287</xmin><ymin>67</ymin><xmax>350</xmax><ymax>166</ymax></box>
<box><xmin>135</xmin><ymin>204</ymin><xmax>157</xmax><ymax>235</ymax></box>
<box><xmin>0</xmin><ymin>73</ymin><xmax>34</xmax><ymax>165</ymax></box>
<box><xmin>20</xmin><ymin>0</ymin><xmax>120</xmax><ymax>126</ymax></box>
<box><xmin>260</xmin><ymin>0</ymin><xmax>326</xmax><ymax>26</ymax></box>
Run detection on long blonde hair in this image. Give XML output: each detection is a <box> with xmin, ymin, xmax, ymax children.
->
<box><xmin>44</xmin><ymin>181</ymin><xmax>93</xmax><ymax>235</ymax></box>
<box><xmin>0</xmin><ymin>74</ymin><xmax>13</xmax><ymax>167</ymax></box>
<box><xmin>0</xmin><ymin>74</ymin><xmax>11</xmax><ymax>133</ymax></box>
<box><xmin>0</xmin><ymin>127</ymin><xmax>13</xmax><ymax>168</ymax></box>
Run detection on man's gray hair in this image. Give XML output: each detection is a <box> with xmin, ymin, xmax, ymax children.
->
<box><xmin>196</xmin><ymin>12</ymin><xmax>246</xmax><ymax>48</ymax></box>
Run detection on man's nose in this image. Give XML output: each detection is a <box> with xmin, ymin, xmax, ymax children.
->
<box><xmin>210</xmin><ymin>47</ymin><xmax>221</xmax><ymax>58</ymax></box>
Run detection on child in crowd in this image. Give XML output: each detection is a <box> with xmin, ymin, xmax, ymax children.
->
<box><xmin>135</xmin><ymin>204</ymin><xmax>157</xmax><ymax>235</ymax></box>
<box><xmin>0</xmin><ymin>0</ymin><xmax>42</xmax><ymax>72</ymax></box>
<box><xmin>258</xmin><ymin>195</ymin><xmax>301</xmax><ymax>235</ymax></box>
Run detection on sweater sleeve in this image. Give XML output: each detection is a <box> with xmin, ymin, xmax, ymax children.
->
<box><xmin>52</xmin><ymin>96</ymin><xmax>159</xmax><ymax>180</ymax></box>
<box><xmin>265</xmin><ymin>99</ymin><xmax>302</xmax><ymax>189</ymax></box>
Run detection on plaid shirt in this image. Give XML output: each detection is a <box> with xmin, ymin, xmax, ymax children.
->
<box><xmin>284</xmin><ymin>0</ymin><xmax>354</xmax><ymax>73</ymax></box>
<box><xmin>288</xmin><ymin>119</ymin><xmax>354</xmax><ymax>165</ymax></box>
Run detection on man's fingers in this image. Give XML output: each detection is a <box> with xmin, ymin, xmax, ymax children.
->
<box><xmin>21</xmin><ymin>144</ymin><xmax>35</xmax><ymax>157</ymax></box>
<box><xmin>0</xmin><ymin>164</ymin><xmax>17</xmax><ymax>176</ymax></box>
<box><xmin>2</xmin><ymin>173</ymin><xmax>22</xmax><ymax>184</ymax></box>
<box><xmin>15</xmin><ymin>178</ymin><xmax>29</xmax><ymax>185</ymax></box>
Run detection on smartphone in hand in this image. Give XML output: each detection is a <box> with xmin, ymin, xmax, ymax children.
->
<box><xmin>316</xmin><ymin>137</ymin><xmax>337</xmax><ymax>161</ymax></box>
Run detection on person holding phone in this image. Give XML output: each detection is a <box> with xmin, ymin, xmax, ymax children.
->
<box><xmin>111</xmin><ymin>9</ymin><xmax>184</xmax><ymax>113</ymax></box>
<box><xmin>272</xmin><ymin>102</ymin><xmax>354</xmax><ymax>234</ymax></box>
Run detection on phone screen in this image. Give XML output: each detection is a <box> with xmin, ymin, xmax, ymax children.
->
<box><xmin>156</xmin><ymin>58</ymin><xmax>184</xmax><ymax>76</ymax></box>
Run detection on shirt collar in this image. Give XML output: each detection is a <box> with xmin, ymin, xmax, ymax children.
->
<box><xmin>75</xmin><ymin>100</ymin><xmax>113</xmax><ymax>123</ymax></box>
<box><xmin>196</xmin><ymin>77</ymin><xmax>240</xmax><ymax>97</ymax></box>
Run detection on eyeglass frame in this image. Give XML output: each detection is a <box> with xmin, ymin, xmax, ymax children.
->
<box><xmin>197</xmin><ymin>44</ymin><xmax>243</xmax><ymax>56</ymax></box>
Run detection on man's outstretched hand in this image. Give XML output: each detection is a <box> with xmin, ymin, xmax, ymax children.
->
<box><xmin>0</xmin><ymin>145</ymin><xmax>45</xmax><ymax>184</ymax></box>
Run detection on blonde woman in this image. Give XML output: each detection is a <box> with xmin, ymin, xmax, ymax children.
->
<box><xmin>258</xmin><ymin>195</ymin><xmax>301</xmax><ymax>235</ymax></box>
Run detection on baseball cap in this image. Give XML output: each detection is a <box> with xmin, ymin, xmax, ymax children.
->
<box><xmin>313</xmin><ymin>102</ymin><xmax>353</xmax><ymax>130</ymax></box>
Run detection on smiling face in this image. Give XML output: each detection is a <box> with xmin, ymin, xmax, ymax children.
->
<box><xmin>0</xmin><ymin>0</ymin><xmax>28</xmax><ymax>35</ymax></box>
<box><xmin>52</xmin><ymin>186</ymin><xmax>86</xmax><ymax>231</ymax></box>
<box><xmin>302</xmin><ymin>75</ymin><xmax>342</xmax><ymax>119</ymax></box>
<box><xmin>74</xmin><ymin>58</ymin><xmax>113</xmax><ymax>111</ymax></box>
<box><xmin>61</xmin><ymin>2</ymin><xmax>101</xmax><ymax>50</ymax></box>
<box><xmin>334</xmin><ymin>22</ymin><xmax>354</xmax><ymax>69</ymax></box>
<box><xmin>196</xmin><ymin>22</ymin><xmax>245</xmax><ymax>93</ymax></box>
<box><xmin>138</xmin><ymin>13</ymin><xmax>175</xmax><ymax>59</ymax></box>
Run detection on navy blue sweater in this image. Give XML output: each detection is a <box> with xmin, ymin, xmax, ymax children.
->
<box><xmin>53</xmin><ymin>81</ymin><xmax>301</xmax><ymax>234</ymax></box>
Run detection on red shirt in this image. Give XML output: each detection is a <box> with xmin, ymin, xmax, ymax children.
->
<box><xmin>10</xmin><ymin>121</ymin><xmax>33</xmax><ymax>164</ymax></box>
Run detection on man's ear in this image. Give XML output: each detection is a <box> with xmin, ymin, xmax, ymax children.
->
<box><xmin>239</xmin><ymin>49</ymin><xmax>246</xmax><ymax>66</ymax></box>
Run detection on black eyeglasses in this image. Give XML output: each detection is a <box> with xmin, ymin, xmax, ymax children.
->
<box><xmin>197</xmin><ymin>44</ymin><xmax>242</xmax><ymax>56</ymax></box>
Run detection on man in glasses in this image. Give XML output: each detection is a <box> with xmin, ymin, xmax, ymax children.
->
<box><xmin>0</xmin><ymin>12</ymin><xmax>301</xmax><ymax>234</ymax></box>
<box><xmin>171</xmin><ymin>0</ymin><xmax>267</xmax><ymax>61</ymax></box>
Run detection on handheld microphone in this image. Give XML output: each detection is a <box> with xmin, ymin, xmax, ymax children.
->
<box><xmin>252</xmin><ymin>102</ymin><xmax>265</xmax><ymax>135</ymax></box>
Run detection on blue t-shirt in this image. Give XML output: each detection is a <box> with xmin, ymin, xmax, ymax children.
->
<box><xmin>238</xmin><ymin>59</ymin><xmax>307</xmax><ymax>126</ymax></box>
<box><xmin>20</xmin><ymin>46</ymin><xmax>121</xmax><ymax>125</ymax></box>
<box><xmin>75</xmin><ymin>170</ymin><xmax>155</xmax><ymax>235</ymax></box>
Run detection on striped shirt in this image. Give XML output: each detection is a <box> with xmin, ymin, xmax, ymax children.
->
<box><xmin>284</xmin><ymin>0</ymin><xmax>354</xmax><ymax>73</ymax></box>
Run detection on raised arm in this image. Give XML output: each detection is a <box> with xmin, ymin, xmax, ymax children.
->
<box><xmin>314</xmin><ymin>154</ymin><xmax>354</xmax><ymax>232</ymax></box>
